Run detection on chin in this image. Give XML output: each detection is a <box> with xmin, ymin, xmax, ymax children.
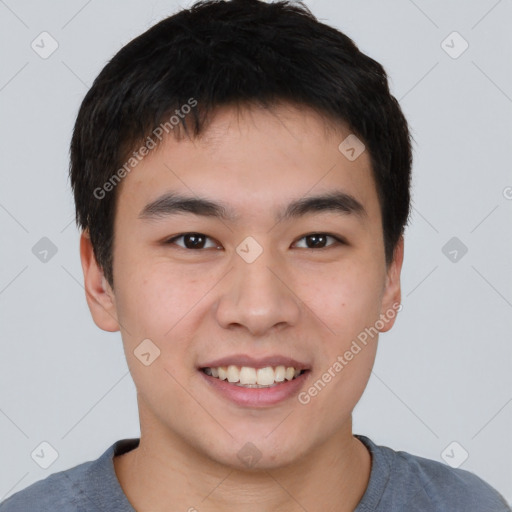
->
<box><xmin>196</xmin><ymin>427</ymin><xmax>312</xmax><ymax>472</ymax></box>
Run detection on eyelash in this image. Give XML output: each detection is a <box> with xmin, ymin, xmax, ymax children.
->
<box><xmin>164</xmin><ymin>232</ymin><xmax>346</xmax><ymax>251</ymax></box>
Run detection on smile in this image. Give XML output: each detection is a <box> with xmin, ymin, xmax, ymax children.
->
<box><xmin>201</xmin><ymin>365</ymin><xmax>305</xmax><ymax>387</ymax></box>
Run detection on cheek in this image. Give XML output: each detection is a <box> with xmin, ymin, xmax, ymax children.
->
<box><xmin>113</xmin><ymin>266</ymin><xmax>199</xmax><ymax>403</ymax></box>
<box><xmin>296</xmin><ymin>258</ymin><xmax>383</xmax><ymax>339</ymax></box>
<box><xmin>296</xmin><ymin>258</ymin><xmax>383</xmax><ymax>407</ymax></box>
<box><xmin>114</xmin><ymin>258</ymin><xmax>200</xmax><ymax>339</ymax></box>
<box><xmin>112</xmin><ymin>260</ymin><xmax>217</xmax><ymax>388</ymax></box>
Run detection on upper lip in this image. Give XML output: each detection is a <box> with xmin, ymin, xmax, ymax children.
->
<box><xmin>199</xmin><ymin>354</ymin><xmax>310</xmax><ymax>370</ymax></box>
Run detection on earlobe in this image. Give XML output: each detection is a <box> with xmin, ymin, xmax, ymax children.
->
<box><xmin>79</xmin><ymin>230</ymin><xmax>120</xmax><ymax>332</ymax></box>
<box><xmin>379</xmin><ymin>236</ymin><xmax>404</xmax><ymax>333</ymax></box>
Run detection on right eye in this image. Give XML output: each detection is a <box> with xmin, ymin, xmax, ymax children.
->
<box><xmin>164</xmin><ymin>233</ymin><xmax>221</xmax><ymax>250</ymax></box>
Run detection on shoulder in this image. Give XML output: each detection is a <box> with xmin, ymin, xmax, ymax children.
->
<box><xmin>0</xmin><ymin>439</ymin><xmax>138</xmax><ymax>512</ymax></box>
<box><xmin>0</xmin><ymin>460</ymin><xmax>93</xmax><ymax>512</ymax></box>
<box><xmin>357</xmin><ymin>435</ymin><xmax>511</xmax><ymax>511</ymax></box>
<box><xmin>394</xmin><ymin>448</ymin><xmax>509</xmax><ymax>510</ymax></box>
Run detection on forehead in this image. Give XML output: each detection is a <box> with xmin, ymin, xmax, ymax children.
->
<box><xmin>114</xmin><ymin>103</ymin><xmax>380</xmax><ymax>226</ymax></box>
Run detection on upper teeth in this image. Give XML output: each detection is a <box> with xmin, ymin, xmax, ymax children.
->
<box><xmin>203</xmin><ymin>365</ymin><xmax>302</xmax><ymax>386</ymax></box>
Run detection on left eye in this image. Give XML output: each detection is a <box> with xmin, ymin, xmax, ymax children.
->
<box><xmin>293</xmin><ymin>233</ymin><xmax>342</xmax><ymax>249</ymax></box>
<box><xmin>165</xmin><ymin>232</ymin><xmax>342</xmax><ymax>250</ymax></box>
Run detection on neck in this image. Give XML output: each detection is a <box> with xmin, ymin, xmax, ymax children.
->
<box><xmin>114</xmin><ymin>413</ymin><xmax>371</xmax><ymax>512</ymax></box>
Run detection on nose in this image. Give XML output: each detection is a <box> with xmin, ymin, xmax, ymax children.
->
<box><xmin>214</xmin><ymin>247</ymin><xmax>301</xmax><ymax>337</ymax></box>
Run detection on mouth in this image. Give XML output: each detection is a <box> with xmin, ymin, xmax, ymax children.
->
<box><xmin>198</xmin><ymin>356</ymin><xmax>311</xmax><ymax>407</ymax></box>
<box><xmin>201</xmin><ymin>365</ymin><xmax>308</xmax><ymax>388</ymax></box>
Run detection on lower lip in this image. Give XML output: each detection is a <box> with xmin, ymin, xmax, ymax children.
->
<box><xmin>199</xmin><ymin>370</ymin><xmax>310</xmax><ymax>408</ymax></box>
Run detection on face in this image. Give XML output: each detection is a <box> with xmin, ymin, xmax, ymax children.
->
<box><xmin>81</xmin><ymin>103</ymin><xmax>403</xmax><ymax>470</ymax></box>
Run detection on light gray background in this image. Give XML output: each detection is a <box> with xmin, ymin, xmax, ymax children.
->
<box><xmin>1</xmin><ymin>0</ymin><xmax>511</xmax><ymax>504</ymax></box>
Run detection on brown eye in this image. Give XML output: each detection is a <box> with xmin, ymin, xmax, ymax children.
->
<box><xmin>165</xmin><ymin>232</ymin><xmax>344</xmax><ymax>250</ymax></box>
<box><xmin>293</xmin><ymin>233</ymin><xmax>343</xmax><ymax>249</ymax></box>
<box><xmin>166</xmin><ymin>233</ymin><xmax>219</xmax><ymax>250</ymax></box>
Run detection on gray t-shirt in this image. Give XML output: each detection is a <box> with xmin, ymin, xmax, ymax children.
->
<box><xmin>1</xmin><ymin>434</ymin><xmax>510</xmax><ymax>511</ymax></box>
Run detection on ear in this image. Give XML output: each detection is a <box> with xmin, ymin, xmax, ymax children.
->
<box><xmin>379</xmin><ymin>236</ymin><xmax>404</xmax><ymax>333</ymax></box>
<box><xmin>80</xmin><ymin>230</ymin><xmax>120</xmax><ymax>332</ymax></box>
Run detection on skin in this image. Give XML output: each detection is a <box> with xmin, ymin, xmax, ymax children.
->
<box><xmin>80</xmin><ymin>102</ymin><xmax>404</xmax><ymax>512</ymax></box>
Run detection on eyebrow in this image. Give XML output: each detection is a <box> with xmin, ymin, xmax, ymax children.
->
<box><xmin>138</xmin><ymin>190</ymin><xmax>367</xmax><ymax>223</ymax></box>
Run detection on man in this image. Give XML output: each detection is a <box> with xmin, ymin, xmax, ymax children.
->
<box><xmin>1</xmin><ymin>0</ymin><xmax>509</xmax><ymax>510</ymax></box>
